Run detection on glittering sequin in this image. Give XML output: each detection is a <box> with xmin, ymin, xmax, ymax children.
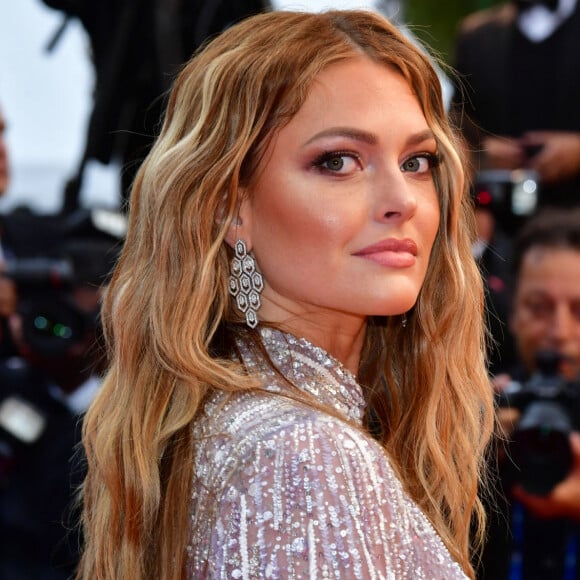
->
<box><xmin>187</xmin><ymin>328</ymin><xmax>467</xmax><ymax>579</ymax></box>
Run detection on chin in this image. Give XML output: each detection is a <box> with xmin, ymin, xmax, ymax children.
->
<box><xmin>369</xmin><ymin>295</ymin><xmax>419</xmax><ymax>317</ymax></box>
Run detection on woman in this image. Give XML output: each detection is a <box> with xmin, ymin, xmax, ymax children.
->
<box><xmin>78</xmin><ymin>10</ymin><xmax>494</xmax><ymax>579</ymax></box>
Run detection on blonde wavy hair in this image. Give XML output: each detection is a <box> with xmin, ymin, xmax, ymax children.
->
<box><xmin>78</xmin><ymin>9</ymin><xmax>494</xmax><ymax>579</ymax></box>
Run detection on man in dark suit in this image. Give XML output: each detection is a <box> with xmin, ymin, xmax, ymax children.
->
<box><xmin>452</xmin><ymin>0</ymin><xmax>580</xmax><ymax>211</ymax></box>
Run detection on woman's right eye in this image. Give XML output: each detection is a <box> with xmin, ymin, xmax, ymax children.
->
<box><xmin>312</xmin><ymin>151</ymin><xmax>361</xmax><ymax>175</ymax></box>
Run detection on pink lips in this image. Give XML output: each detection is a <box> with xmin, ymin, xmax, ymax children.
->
<box><xmin>353</xmin><ymin>238</ymin><xmax>418</xmax><ymax>268</ymax></box>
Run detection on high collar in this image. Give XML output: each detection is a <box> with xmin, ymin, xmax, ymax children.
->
<box><xmin>236</xmin><ymin>327</ymin><xmax>366</xmax><ymax>424</ymax></box>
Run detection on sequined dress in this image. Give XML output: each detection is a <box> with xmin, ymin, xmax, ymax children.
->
<box><xmin>187</xmin><ymin>328</ymin><xmax>467</xmax><ymax>579</ymax></box>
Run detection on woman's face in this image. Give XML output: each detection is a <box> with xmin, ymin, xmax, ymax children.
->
<box><xmin>234</xmin><ymin>57</ymin><xmax>440</xmax><ymax>334</ymax></box>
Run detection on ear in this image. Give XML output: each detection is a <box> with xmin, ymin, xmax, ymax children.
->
<box><xmin>224</xmin><ymin>189</ymin><xmax>253</xmax><ymax>249</ymax></box>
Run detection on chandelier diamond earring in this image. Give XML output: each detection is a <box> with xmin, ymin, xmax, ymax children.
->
<box><xmin>228</xmin><ymin>239</ymin><xmax>263</xmax><ymax>329</ymax></box>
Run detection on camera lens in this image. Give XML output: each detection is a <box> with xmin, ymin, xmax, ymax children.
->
<box><xmin>19</xmin><ymin>296</ymin><xmax>87</xmax><ymax>357</ymax></box>
<box><xmin>510</xmin><ymin>398</ymin><xmax>573</xmax><ymax>494</ymax></box>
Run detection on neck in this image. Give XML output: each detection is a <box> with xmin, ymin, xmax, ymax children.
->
<box><xmin>273</xmin><ymin>316</ymin><xmax>367</xmax><ymax>375</ymax></box>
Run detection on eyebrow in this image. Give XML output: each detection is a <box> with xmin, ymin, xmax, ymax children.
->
<box><xmin>304</xmin><ymin>127</ymin><xmax>436</xmax><ymax>148</ymax></box>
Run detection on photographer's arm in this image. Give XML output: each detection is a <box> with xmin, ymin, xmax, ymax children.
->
<box><xmin>521</xmin><ymin>131</ymin><xmax>580</xmax><ymax>186</ymax></box>
<box><xmin>512</xmin><ymin>432</ymin><xmax>580</xmax><ymax>521</ymax></box>
<box><xmin>481</xmin><ymin>135</ymin><xmax>527</xmax><ymax>171</ymax></box>
<box><xmin>493</xmin><ymin>375</ymin><xmax>580</xmax><ymax>520</ymax></box>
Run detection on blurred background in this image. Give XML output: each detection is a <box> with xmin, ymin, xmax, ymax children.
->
<box><xmin>0</xmin><ymin>0</ymin><xmax>501</xmax><ymax>214</ymax></box>
<box><xmin>4</xmin><ymin>1</ymin><xmax>580</xmax><ymax>579</ymax></box>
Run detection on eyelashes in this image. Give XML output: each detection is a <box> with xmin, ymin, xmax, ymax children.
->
<box><xmin>401</xmin><ymin>152</ymin><xmax>441</xmax><ymax>174</ymax></box>
<box><xmin>311</xmin><ymin>150</ymin><xmax>361</xmax><ymax>174</ymax></box>
<box><xmin>311</xmin><ymin>150</ymin><xmax>442</xmax><ymax>176</ymax></box>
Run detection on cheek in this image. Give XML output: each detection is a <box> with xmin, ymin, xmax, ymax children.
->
<box><xmin>250</xmin><ymin>197</ymin><xmax>356</xmax><ymax>301</ymax></box>
<box><xmin>252</xmin><ymin>189</ymin><xmax>349</xmax><ymax>255</ymax></box>
<box><xmin>512</xmin><ymin>311</ymin><xmax>546</xmax><ymax>351</ymax></box>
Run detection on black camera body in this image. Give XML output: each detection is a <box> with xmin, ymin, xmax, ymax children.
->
<box><xmin>3</xmin><ymin>257</ymin><xmax>92</xmax><ymax>357</ymax></box>
<box><xmin>497</xmin><ymin>351</ymin><xmax>580</xmax><ymax>495</ymax></box>
<box><xmin>1</xmin><ymin>208</ymin><xmax>124</xmax><ymax>358</ymax></box>
<box><xmin>473</xmin><ymin>169</ymin><xmax>539</xmax><ymax>232</ymax></box>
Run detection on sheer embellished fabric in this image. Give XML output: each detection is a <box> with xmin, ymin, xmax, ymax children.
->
<box><xmin>187</xmin><ymin>328</ymin><xmax>467</xmax><ymax>579</ymax></box>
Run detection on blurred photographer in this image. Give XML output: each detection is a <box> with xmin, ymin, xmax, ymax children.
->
<box><xmin>0</xmin><ymin>105</ymin><xmax>122</xmax><ymax>576</ymax></box>
<box><xmin>0</xmin><ymin>225</ymin><xmax>120</xmax><ymax>579</ymax></box>
<box><xmin>470</xmin><ymin>168</ymin><xmax>541</xmax><ymax>375</ymax></box>
<box><xmin>0</xmin><ymin>104</ymin><xmax>80</xmax><ymax>359</ymax></box>
<box><xmin>479</xmin><ymin>207</ymin><xmax>580</xmax><ymax>579</ymax></box>
<box><xmin>0</xmin><ymin>104</ymin><xmax>16</xmax><ymax>353</ymax></box>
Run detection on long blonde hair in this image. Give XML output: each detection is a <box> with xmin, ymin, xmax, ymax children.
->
<box><xmin>78</xmin><ymin>10</ymin><xmax>493</xmax><ymax>579</ymax></box>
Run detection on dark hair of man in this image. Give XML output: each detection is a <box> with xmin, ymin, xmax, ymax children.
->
<box><xmin>513</xmin><ymin>207</ymin><xmax>580</xmax><ymax>281</ymax></box>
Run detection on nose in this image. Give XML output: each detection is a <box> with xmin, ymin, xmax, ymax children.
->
<box><xmin>548</xmin><ymin>303</ymin><xmax>575</xmax><ymax>345</ymax></box>
<box><xmin>374</xmin><ymin>166</ymin><xmax>418</xmax><ymax>223</ymax></box>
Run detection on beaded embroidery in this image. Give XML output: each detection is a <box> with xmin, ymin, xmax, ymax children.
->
<box><xmin>187</xmin><ymin>328</ymin><xmax>467</xmax><ymax>579</ymax></box>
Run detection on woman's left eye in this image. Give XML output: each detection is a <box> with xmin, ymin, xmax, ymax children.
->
<box><xmin>401</xmin><ymin>153</ymin><xmax>440</xmax><ymax>174</ymax></box>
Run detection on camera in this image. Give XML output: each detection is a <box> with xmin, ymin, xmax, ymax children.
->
<box><xmin>0</xmin><ymin>209</ymin><xmax>123</xmax><ymax>465</ymax></box>
<box><xmin>3</xmin><ymin>257</ymin><xmax>92</xmax><ymax>357</ymax></box>
<box><xmin>473</xmin><ymin>169</ymin><xmax>539</xmax><ymax>232</ymax></box>
<box><xmin>497</xmin><ymin>351</ymin><xmax>580</xmax><ymax>495</ymax></box>
<box><xmin>0</xmin><ymin>208</ymin><xmax>124</xmax><ymax>358</ymax></box>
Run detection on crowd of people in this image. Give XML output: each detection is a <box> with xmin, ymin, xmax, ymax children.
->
<box><xmin>0</xmin><ymin>103</ymin><xmax>122</xmax><ymax>578</ymax></box>
<box><xmin>451</xmin><ymin>0</ymin><xmax>580</xmax><ymax>578</ymax></box>
<box><xmin>1</xmin><ymin>1</ymin><xmax>271</xmax><ymax>577</ymax></box>
<box><xmin>0</xmin><ymin>1</ymin><xmax>579</xmax><ymax>579</ymax></box>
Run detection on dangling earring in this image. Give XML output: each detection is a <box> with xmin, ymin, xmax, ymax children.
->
<box><xmin>401</xmin><ymin>313</ymin><xmax>408</xmax><ymax>328</ymax></box>
<box><xmin>228</xmin><ymin>239</ymin><xmax>263</xmax><ymax>329</ymax></box>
